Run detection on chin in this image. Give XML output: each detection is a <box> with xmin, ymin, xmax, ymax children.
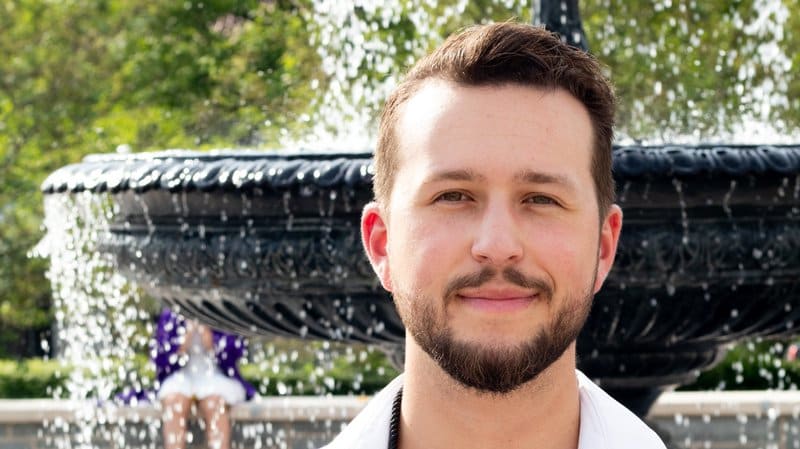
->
<box><xmin>451</xmin><ymin>334</ymin><xmax>531</xmax><ymax>353</ymax></box>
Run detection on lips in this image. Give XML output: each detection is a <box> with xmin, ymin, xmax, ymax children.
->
<box><xmin>456</xmin><ymin>287</ymin><xmax>538</xmax><ymax>312</ymax></box>
<box><xmin>457</xmin><ymin>287</ymin><xmax>538</xmax><ymax>301</ymax></box>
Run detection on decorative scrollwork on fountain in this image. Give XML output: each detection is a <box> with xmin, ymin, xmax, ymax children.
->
<box><xmin>105</xmin><ymin>222</ymin><xmax>376</xmax><ymax>295</ymax></box>
<box><xmin>613</xmin><ymin>219</ymin><xmax>800</xmax><ymax>287</ymax></box>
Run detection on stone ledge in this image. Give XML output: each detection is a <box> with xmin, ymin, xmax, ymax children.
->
<box><xmin>2</xmin><ymin>391</ymin><xmax>800</xmax><ymax>424</ymax></box>
<box><xmin>0</xmin><ymin>396</ymin><xmax>369</xmax><ymax>424</ymax></box>
<box><xmin>648</xmin><ymin>390</ymin><xmax>800</xmax><ymax>418</ymax></box>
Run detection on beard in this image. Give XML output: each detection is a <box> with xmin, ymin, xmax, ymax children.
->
<box><xmin>396</xmin><ymin>266</ymin><xmax>595</xmax><ymax>395</ymax></box>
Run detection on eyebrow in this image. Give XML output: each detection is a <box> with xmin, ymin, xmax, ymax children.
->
<box><xmin>514</xmin><ymin>170</ymin><xmax>578</xmax><ymax>192</ymax></box>
<box><xmin>423</xmin><ymin>168</ymin><xmax>578</xmax><ymax>192</ymax></box>
<box><xmin>424</xmin><ymin>169</ymin><xmax>486</xmax><ymax>184</ymax></box>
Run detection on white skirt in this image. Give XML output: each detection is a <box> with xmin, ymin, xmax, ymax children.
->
<box><xmin>158</xmin><ymin>365</ymin><xmax>246</xmax><ymax>405</ymax></box>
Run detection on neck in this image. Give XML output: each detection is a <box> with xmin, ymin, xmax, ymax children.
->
<box><xmin>398</xmin><ymin>339</ymin><xmax>581</xmax><ymax>449</ymax></box>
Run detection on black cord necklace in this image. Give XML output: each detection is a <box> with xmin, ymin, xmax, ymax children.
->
<box><xmin>388</xmin><ymin>387</ymin><xmax>403</xmax><ymax>449</ymax></box>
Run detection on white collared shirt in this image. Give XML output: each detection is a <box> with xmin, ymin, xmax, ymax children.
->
<box><xmin>321</xmin><ymin>370</ymin><xmax>666</xmax><ymax>449</ymax></box>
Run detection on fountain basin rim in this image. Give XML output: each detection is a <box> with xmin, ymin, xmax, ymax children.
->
<box><xmin>41</xmin><ymin>143</ymin><xmax>800</xmax><ymax>194</ymax></box>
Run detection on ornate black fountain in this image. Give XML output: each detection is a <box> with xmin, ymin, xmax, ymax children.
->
<box><xmin>41</xmin><ymin>2</ymin><xmax>800</xmax><ymax>417</ymax></box>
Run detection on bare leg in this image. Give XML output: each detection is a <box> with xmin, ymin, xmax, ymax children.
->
<box><xmin>198</xmin><ymin>394</ymin><xmax>231</xmax><ymax>449</ymax></box>
<box><xmin>161</xmin><ymin>393</ymin><xmax>193</xmax><ymax>449</ymax></box>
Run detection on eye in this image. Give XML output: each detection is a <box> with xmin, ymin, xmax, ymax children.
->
<box><xmin>435</xmin><ymin>191</ymin><xmax>470</xmax><ymax>202</ymax></box>
<box><xmin>525</xmin><ymin>195</ymin><xmax>559</xmax><ymax>206</ymax></box>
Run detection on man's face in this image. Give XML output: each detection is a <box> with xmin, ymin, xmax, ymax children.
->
<box><xmin>362</xmin><ymin>80</ymin><xmax>622</xmax><ymax>394</ymax></box>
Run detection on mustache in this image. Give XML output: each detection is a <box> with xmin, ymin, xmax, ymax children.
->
<box><xmin>443</xmin><ymin>267</ymin><xmax>553</xmax><ymax>302</ymax></box>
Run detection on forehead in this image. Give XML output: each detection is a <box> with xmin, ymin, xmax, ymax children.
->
<box><xmin>393</xmin><ymin>79</ymin><xmax>595</xmax><ymax>190</ymax></box>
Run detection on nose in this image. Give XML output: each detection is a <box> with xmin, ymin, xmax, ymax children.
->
<box><xmin>470</xmin><ymin>201</ymin><xmax>524</xmax><ymax>266</ymax></box>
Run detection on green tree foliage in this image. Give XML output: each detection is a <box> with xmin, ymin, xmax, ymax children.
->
<box><xmin>681</xmin><ymin>340</ymin><xmax>800</xmax><ymax>391</ymax></box>
<box><xmin>0</xmin><ymin>0</ymin><xmax>321</xmax><ymax>356</ymax></box>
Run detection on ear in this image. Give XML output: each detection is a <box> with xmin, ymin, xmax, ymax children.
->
<box><xmin>361</xmin><ymin>201</ymin><xmax>393</xmax><ymax>292</ymax></box>
<box><xmin>593</xmin><ymin>204</ymin><xmax>623</xmax><ymax>294</ymax></box>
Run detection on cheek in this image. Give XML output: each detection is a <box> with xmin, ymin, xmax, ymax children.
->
<box><xmin>387</xmin><ymin>212</ymin><xmax>457</xmax><ymax>291</ymax></box>
<box><xmin>529</xmin><ymin>221</ymin><xmax>599</xmax><ymax>284</ymax></box>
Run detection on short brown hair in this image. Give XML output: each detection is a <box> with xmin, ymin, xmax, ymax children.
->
<box><xmin>374</xmin><ymin>22</ymin><xmax>616</xmax><ymax>218</ymax></box>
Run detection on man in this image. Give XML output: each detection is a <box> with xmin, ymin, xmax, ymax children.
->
<box><xmin>324</xmin><ymin>22</ymin><xmax>665</xmax><ymax>449</ymax></box>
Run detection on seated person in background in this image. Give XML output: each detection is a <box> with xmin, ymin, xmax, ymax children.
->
<box><xmin>153</xmin><ymin>308</ymin><xmax>255</xmax><ymax>449</ymax></box>
<box><xmin>787</xmin><ymin>342</ymin><xmax>800</xmax><ymax>361</ymax></box>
